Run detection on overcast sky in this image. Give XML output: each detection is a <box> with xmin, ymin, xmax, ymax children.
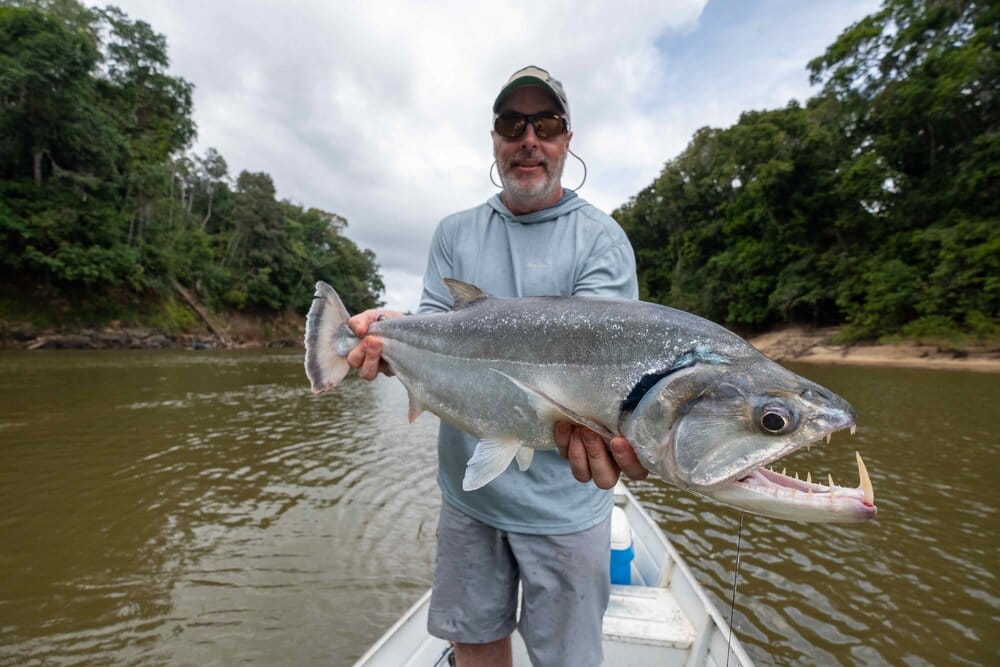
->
<box><xmin>88</xmin><ymin>0</ymin><xmax>880</xmax><ymax>311</ymax></box>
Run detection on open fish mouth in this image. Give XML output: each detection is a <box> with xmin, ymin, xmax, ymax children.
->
<box><xmin>714</xmin><ymin>427</ymin><xmax>878</xmax><ymax>522</ymax></box>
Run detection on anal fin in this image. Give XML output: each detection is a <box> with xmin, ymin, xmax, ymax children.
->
<box><xmin>514</xmin><ymin>448</ymin><xmax>535</xmax><ymax>471</ymax></box>
<box><xmin>406</xmin><ymin>390</ymin><xmax>424</xmax><ymax>423</ymax></box>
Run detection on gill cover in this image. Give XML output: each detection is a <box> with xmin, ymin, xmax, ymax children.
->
<box><xmin>672</xmin><ymin>376</ymin><xmax>783</xmax><ymax>487</ymax></box>
<box><xmin>619</xmin><ymin>363</ymin><xmax>730</xmax><ymax>483</ymax></box>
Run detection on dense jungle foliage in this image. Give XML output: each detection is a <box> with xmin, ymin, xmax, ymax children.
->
<box><xmin>614</xmin><ymin>0</ymin><xmax>997</xmax><ymax>341</ymax></box>
<box><xmin>0</xmin><ymin>0</ymin><xmax>384</xmax><ymax>323</ymax></box>
<box><xmin>1</xmin><ymin>1</ymin><xmax>995</xmax><ymax>341</ymax></box>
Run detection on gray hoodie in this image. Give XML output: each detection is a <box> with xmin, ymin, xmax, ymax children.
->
<box><xmin>419</xmin><ymin>191</ymin><xmax>638</xmax><ymax>534</ymax></box>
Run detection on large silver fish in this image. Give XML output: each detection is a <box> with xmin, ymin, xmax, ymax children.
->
<box><xmin>305</xmin><ymin>279</ymin><xmax>877</xmax><ymax>523</ymax></box>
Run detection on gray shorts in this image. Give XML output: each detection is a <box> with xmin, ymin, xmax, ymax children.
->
<box><xmin>427</xmin><ymin>501</ymin><xmax>611</xmax><ymax>667</ymax></box>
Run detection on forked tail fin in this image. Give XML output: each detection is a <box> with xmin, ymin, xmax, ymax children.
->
<box><xmin>304</xmin><ymin>281</ymin><xmax>356</xmax><ymax>394</ymax></box>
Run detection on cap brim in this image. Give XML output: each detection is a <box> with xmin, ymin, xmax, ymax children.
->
<box><xmin>493</xmin><ymin>76</ymin><xmax>566</xmax><ymax>114</ymax></box>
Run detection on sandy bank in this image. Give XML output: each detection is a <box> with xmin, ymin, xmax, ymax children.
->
<box><xmin>750</xmin><ymin>327</ymin><xmax>1000</xmax><ymax>373</ymax></box>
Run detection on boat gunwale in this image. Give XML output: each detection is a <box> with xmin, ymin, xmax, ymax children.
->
<box><xmin>352</xmin><ymin>483</ymin><xmax>755</xmax><ymax>667</ymax></box>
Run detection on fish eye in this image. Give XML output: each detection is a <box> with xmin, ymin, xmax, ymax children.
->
<box><xmin>762</xmin><ymin>412</ymin><xmax>786</xmax><ymax>432</ymax></box>
<box><xmin>758</xmin><ymin>404</ymin><xmax>795</xmax><ymax>434</ymax></box>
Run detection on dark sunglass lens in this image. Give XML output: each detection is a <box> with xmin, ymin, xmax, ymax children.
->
<box><xmin>495</xmin><ymin>115</ymin><xmax>526</xmax><ymax>138</ymax></box>
<box><xmin>532</xmin><ymin>116</ymin><xmax>564</xmax><ymax>138</ymax></box>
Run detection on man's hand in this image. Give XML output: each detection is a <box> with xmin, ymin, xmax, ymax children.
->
<box><xmin>554</xmin><ymin>422</ymin><xmax>649</xmax><ymax>489</ymax></box>
<box><xmin>345</xmin><ymin>309</ymin><xmax>404</xmax><ymax>381</ymax></box>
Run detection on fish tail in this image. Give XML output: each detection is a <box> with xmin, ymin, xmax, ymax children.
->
<box><xmin>304</xmin><ymin>281</ymin><xmax>355</xmax><ymax>394</ymax></box>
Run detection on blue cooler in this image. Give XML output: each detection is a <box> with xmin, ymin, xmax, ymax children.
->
<box><xmin>609</xmin><ymin>505</ymin><xmax>634</xmax><ymax>585</ymax></box>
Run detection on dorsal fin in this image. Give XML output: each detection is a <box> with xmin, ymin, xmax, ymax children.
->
<box><xmin>442</xmin><ymin>278</ymin><xmax>489</xmax><ymax>309</ymax></box>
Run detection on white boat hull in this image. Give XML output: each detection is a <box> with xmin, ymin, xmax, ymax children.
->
<box><xmin>353</xmin><ymin>484</ymin><xmax>755</xmax><ymax>667</ymax></box>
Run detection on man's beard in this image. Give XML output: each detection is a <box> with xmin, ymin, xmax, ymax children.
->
<box><xmin>498</xmin><ymin>151</ymin><xmax>566</xmax><ymax>210</ymax></box>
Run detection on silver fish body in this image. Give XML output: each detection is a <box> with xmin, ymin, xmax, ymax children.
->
<box><xmin>305</xmin><ymin>280</ymin><xmax>877</xmax><ymax>523</ymax></box>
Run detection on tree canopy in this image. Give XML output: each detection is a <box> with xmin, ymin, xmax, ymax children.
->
<box><xmin>2</xmin><ymin>0</ymin><xmax>994</xmax><ymax>340</ymax></box>
<box><xmin>0</xmin><ymin>0</ymin><xmax>383</xmax><ymax>318</ymax></box>
<box><xmin>614</xmin><ymin>0</ymin><xmax>997</xmax><ymax>340</ymax></box>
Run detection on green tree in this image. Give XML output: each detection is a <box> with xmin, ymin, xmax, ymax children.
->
<box><xmin>809</xmin><ymin>0</ymin><xmax>998</xmax><ymax>337</ymax></box>
<box><xmin>0</xmin><ymin>6</ymin><xmax>112</xmax><ymax>185</ymax></box>
<box><xmin>0</xmin><ymin>5</ymin><xmax>137</xmax><ymax>288</ymax></box>
<box><xmin>617</xmin><ymin>0</ymin><xmax>997</xmax><ymax>340</ymax></box>
<box><xmin>617</xmin><ymin>103</ymin><xmax>848</xmax><ymax>328</ymax></box>
<box><xmin>1</xmin><ymin>1</ymin><xmax>384</xmax><ymax>324</ymax></box>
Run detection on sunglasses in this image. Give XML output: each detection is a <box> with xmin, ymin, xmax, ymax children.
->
<box><xmin>493</xmin><ymin>112</ymin><xmax>568</xmax><ymax>139</ymax></box>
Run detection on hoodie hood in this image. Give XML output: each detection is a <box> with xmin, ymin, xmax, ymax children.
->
<box><xmin>487</xmin><ymin>191</ymin><xmax>589</xmax><ymax>225</ymax></box>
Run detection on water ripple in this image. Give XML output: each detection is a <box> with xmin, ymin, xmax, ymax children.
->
<box><xmin>0</xmin><ymin>352</ymin><xmax>997</xmax><ymax>665</ymax></box>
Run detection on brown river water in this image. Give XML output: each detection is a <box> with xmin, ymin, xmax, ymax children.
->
<box><xmin>0</xmin><ymin>350</ymin><xmax>996</xmax><ymax>666</ymax></box>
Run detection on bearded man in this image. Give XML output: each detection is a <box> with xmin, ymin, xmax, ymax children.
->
<box><xmin>347</xmin><ymin>66</ymin><xmax>647</xmax><ymax>667</ymax></box>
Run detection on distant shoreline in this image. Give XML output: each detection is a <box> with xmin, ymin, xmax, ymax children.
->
<box><xmin>0</xmin><ymin>315</ymin><xmax>303</xmax><ymax>352</ymax></box>
<box><xmin>3</xmin><ymin>320</ymin><xmax>997</xmax><ymax>372</ymax></box>
<box><xmin>750</xmin><ymin>327</ymin><xmax>1000</xmax><ymax>373</ymax></box>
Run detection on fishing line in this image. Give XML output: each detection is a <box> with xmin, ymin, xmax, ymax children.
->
<box><xmin>726</xmin><ymin>511</ymin><xmax>745</xmax><ymax>667</ymax></box>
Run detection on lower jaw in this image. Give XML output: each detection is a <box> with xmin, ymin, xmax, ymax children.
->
<box><xmin>708</xmin><ymin>484</ymin><xmax>877</xmax><ymax>523</ymax></box>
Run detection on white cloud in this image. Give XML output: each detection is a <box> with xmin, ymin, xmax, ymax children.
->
<box><xmin>87</xmin><ymin>0</ymin><xmax>879</xmax><ymax>310</ymax></box>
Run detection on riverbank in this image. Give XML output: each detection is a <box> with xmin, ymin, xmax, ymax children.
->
<box><xmin>3</xmin><ymin>318</ymin><xmax>998</xmax><ymax>372</ymax></box>
<box><xmin>750</xmin><ymin>326</ymin><xmax>1000</xmax><ymax>373</ymax></box>
<box><xmin>0</xmin><ymin>311</ymin><xmax>304</xmax><ymax>351</ymax></box>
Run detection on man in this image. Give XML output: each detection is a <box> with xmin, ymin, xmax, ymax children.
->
<box><xmin>347</xmin><ymin>66</ymin><xmax>647</xmax><ymax>667</ymax></box>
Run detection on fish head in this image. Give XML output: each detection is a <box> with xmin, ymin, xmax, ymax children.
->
<box><xmin>622</xmin><ymin>356</ymin><xmax>876</xmax><ymax>523</ymax></box>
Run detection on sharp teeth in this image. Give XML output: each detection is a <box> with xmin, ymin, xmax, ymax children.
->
<box><xmin>851</xmin><ymin>425</ymin><xmax>857</xmax><ymax>435</ymax></box>
<box><xmin>782</xmin><ymin>467</ymin><xmax>786</xmax><ymax>476</ymax></box>
<box><xmin>828</xmin><ymin>473</ymin><xmax>834</xmax><ymax>489</ymax></box>
<box><xmin>795</xmin><ymin>472</ymin><xmax>799</xmax><ymax>480</ymax></box>
<box><xmin>856</xmin><ymin>451</ymin><xmax>875</xmax><ymax>503</ymax></box>
<box><xmin>807</xmin><ymin>443</ymin><xmax>811</xmax><ymax>452</ymax></box>
<box><xmin>825</xmin><ymin>433</ymin><xmax>832</xmax><ymax>444</ymax></box>
<box><xmin>806</xmin><ymin>471</ymin><xmax>812</xmax><ymax>484</ymax></box>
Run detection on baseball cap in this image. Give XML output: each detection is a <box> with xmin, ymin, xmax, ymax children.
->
<box><xmin>493</xmin><ymin>66</ymin><xmax>571</xmax><ymax>127</ymax></box>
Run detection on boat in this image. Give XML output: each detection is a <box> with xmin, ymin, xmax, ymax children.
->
<box><xmin>353</xmin><ymin>483</ymin><xmax>756</xmax><ymax>666</ymax></box>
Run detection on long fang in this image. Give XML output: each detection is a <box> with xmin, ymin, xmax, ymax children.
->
<box><xmin>856</xmin><ymin>451</ymin><xmax>875</xmax><ymax>503</ymax></box>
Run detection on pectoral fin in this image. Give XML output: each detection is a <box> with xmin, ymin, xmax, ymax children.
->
<box><xmin>464</xmin><ymin>439</ymin><xmax>522</xmax><ymax>491</ymax></box>
<box><xmin>490</xmin><ymin>369</ymin><xmax>615</xmax><ymax>440</ymax></box>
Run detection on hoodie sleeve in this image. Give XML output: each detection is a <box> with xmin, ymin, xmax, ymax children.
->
<box><xmin>418</xmin><ymin>219</ymin><xmax>455</xmax><ymax>314</ymax></box>
<box><xmin>572</xmin><ymin>214</ymin><xmax>639</xmax><ymax>300</ymax></box>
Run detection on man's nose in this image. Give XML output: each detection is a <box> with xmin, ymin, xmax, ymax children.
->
<box><xmin>519</xmin><ymin>122</ymin><xmax>540</xmax><ymax>147</ymax></box>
